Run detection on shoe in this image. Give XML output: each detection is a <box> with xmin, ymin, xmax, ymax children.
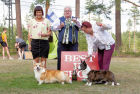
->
<box><xmin>9</xmin><ymin>57</ymin><xmax>13</xmax><ymax>60</ymax></box>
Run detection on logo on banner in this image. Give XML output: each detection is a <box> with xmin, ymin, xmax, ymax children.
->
<box><xmin>61</xmin><ymin>51</ymin><xmax>99</xmax><ymax>81</ymax></box>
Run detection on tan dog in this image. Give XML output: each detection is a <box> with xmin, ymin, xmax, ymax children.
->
<box><xmin>33</xmin><ymin>61</ymin><xmax>72</xmax><ymax>85</ymax></box>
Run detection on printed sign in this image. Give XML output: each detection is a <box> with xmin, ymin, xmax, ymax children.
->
<box><xmin>61</xmin><ymin>51</ymin><xmax>99</xmax><ymax>81</ymax></box>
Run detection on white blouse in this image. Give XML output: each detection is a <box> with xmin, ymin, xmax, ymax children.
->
<box><xmin>28</xmin><ymin>18</ymin><xmax>51</xmax><ymax>40</ymax></box>
<box><xmin>85</xmin><ymin>23</ymin><xmax>115</xmax><ymax>56</ymax></box>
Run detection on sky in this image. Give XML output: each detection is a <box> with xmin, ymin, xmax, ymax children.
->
<box><xmin>0</xmin><ymin>0</ymin><xmax>140</xmax><ymax>33</ymax></box>
<box><xmin>0</xmin><ymin>0</ymin><xmax>86</xmax><ymax>26</ymax></box>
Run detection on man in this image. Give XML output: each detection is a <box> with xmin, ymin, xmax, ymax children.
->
<box><xmin>1</xmin><ymin>28</ymin><xmax>13</xmax><ymax>60</ymax></box>
<box><xmin>53</xmin><ymin>6</ymin><xmax>80</xmax><ymax>70</ymax></box>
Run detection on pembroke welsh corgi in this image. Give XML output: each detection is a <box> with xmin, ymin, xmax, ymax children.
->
<box><xmin>78</xmin><ymin>60</ymin><xmax>120</xmax><ymax>86</ymax></box>
<box><xmin>33</xmin><ymin>61</ymin><xmax>72</xmax><ymax>85</ymax></box>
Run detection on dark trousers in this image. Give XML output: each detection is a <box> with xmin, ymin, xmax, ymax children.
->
<box><xmin>98</xmin><ymin>44</ymin><xmax>115</xmax><ymax>70</ymax></box>
<box><xmin>57</xmin><ymin>42</ymin><xmax>78</xmax><ymax>70</ymax></box>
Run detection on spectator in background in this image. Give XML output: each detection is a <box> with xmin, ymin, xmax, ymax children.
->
<box><xmin>52</xmin><ymin>6</ymin><xmax>80</xmax><ymax>70</ymax></box>
<box><xmin>81</xmin><ymin>21</ymin><xmax>115</xmax><ymax>70</ymax></box>
<box><xmin>15</xmin><ymin>36</ymin><xmax>26</xmax><ymax>60</ymax></box>
<box><xmin>28</xmin><ymin>6</ymin><xmax>51</xmax><ymax>68</ymax></box>
<box><xmin>1</xmin><ymin>28</ymin><xmax>13</xmax><ymax>60</ymax></box>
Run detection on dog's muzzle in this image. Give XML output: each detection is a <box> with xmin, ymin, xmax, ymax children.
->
<box><xmin>36</xmin><ymin>67</ymin><xmax>40</xmax><ymax>71</ymax></box>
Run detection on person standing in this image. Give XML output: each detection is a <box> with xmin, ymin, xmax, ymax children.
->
<box><xmin>28</xmin><ymin>6</ymin><xmax>51</xmax><ymax>68</ymax></box>
<box><xmin>1</xmin><ymin>28</ymin><xmax>13</xmax><ymax>60</ymax></box>
<box><xmin>52</xmin><ymin>6</ymin><xmax>80</xmax><ymax>70</ymax></box>
<box><xmin>81</xmin><ymin>21</ymin><xmax>115</xmax><ymax>70</ymax></box>
<box><xmin>15</xmin><ymin>36</ymin><xmax>26</xmax><ymax>60</ymax></box>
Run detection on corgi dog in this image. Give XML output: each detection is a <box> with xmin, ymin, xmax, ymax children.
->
<box><xmin>78</xmin><ymin>60</ymin><xmax>120</xmax><ymax>86</ymax></box>
<box><xmin>33</xmin><ymin>61</ymin><xmax>72</xmax><ymax>85</ymax></box>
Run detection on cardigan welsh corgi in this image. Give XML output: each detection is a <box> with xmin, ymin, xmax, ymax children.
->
<box><xmin>78</xmin><ymin>60</ymin><xmax>120</xmax><ymax>86</ymax></box>
<box><xmin>33</xmin><ymin>61</ymin><xmax>72</xmax><ymax>85</ymax></box>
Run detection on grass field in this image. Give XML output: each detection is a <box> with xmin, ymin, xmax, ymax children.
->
<box><xmin>0</xmin><ymin>57</ymin><xmax>140</xmax><ymax>94</ymax></box>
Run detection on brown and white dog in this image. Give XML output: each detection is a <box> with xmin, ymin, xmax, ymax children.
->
<box><xmin>78</xmin><ymin>60</ymin><xmax>120</xmax><ymax>86</ymax></box>
<box><xmin>33</xmin><ymin>61</ymin><xmax>72</xmax><ymax>85</ymax></box>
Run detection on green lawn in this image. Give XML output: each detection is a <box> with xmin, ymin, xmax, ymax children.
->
<box><xmin>0</xmin><ymin>57</ymin><xmax>140</xmax><ymax>94</ymax></box>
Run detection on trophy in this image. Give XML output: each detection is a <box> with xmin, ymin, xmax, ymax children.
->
<box><xmin>72</xmin><ymin>63</ymin><xmax>77</xmax><ymax>81</ymax></box>
<box><xmin>62</xmin><ymin>17</ymin><xmax>77</xmax><ymax>44</ymax></box>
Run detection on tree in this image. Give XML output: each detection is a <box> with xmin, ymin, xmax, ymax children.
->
<box><xmin>126</xmin><ymin>19</ymin><xmax>132</xmax><ymax>49</ymax></box>
<box><xmin>115</xmin><ymin>0</ymin><xmax>140</xmax><ymax>52</ymax></box>
<box><xmin>85</xmin><ymin>0</ymin><xmax>113</xmax><ymax>19</ymax></box>
<box><xmin>126</xmin><ymin>19</ymin><xmax>132</xmax><ymax>32</ymax></box>
<box><xmin>75</xmin><ymin>0</ymin><xmax>80</xmax><ymax>18</ymax></box>
<box><xmin>115</xmin><ymin>0</ymin><xmax>121</xmax><ymax>52</ymax></box>
<box><xmin>129</xmin><ymin>6</ymin><xmax>140</xmax><ymax>52</ymax></box>
<box><xmin>29</xmin><ymin>3</ymin><xmax>35</xmax><ymax>18</ymax></box>
<box><xmin>15</xmin><ymin>0</ymin><xmax>22</xmax><ymax>38</ymax></box>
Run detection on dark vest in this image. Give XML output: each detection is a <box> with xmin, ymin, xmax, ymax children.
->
<box><xmin>58</xmin><ymin>16</ymin><xmax>79</xmax><ymax>44</ymax></box>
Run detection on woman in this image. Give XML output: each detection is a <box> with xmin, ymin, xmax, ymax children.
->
<box><xmin>28</xmin><ymin>6</ymin><xmax>51</xmax><ymax>68</ymax></box>
<box><xmin>81</xmin><ymin>21</ymin><xmax>115</xmax><ymax>70</ymax></box>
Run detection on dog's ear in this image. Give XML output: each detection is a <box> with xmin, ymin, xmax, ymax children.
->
<box><xmin>83</xmin><ymin>60</ymin><xmax>86</xmax><ymax>63</ymax></box>
<box><xmin>83</xmin><ymin>60</ymin><xmax>86</xmax><ymax>64</ymax></box>
<box><xmin>83</xmin><ymin>60</ymin><xmax>87</xmax><ymax>65</ymax></box>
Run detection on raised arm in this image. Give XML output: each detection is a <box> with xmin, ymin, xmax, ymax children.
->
<box><xmin>96</xmin><ymin>22</ymin><xmax>112</xmax><ymax>30</ymax></box>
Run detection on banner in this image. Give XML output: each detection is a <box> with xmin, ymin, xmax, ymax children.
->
<box><xmin>61</xmin><ymin>51</ymin><xmax>99</xmax><ymax>81</ymax></box>
<box><xmin>48</xmin><ymin>32</ymin><xmax>58</xmax><ymax>59</ymax></box>
<box><xmin>46</xmin><ymin>8</ymin><xmax>58</xmax><ymax>59</ymax></box>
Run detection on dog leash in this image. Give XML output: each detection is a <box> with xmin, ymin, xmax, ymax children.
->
<box><xmin>80</xmin><ymin>55</ymin><xmax>92</xmax><ymax>62</ymax></box>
